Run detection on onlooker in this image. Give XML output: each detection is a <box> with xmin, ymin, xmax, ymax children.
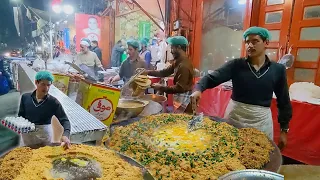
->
<box><xmin>149</xmin><ymin>38</ymin><xmax>160</xmax><ymax>69</ymax></box>
<box><xmin>111</xmin><ymin>40</ymin><xmax>125</xmax><ymax>67</ymax></box>
<box><xmin>139</xmin><ymin>39</ymin><xmax>152</xmax><ymax>69</ymax></box>
<box><xmin>91</xmin><ymin>40</ymin><xmax>102</xmax><ymax>61</ymax></box>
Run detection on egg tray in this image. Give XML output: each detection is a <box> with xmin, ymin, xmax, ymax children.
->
<box><xmin>1</xmin><ymin>122</ymin><xmax>36</xmax><ymax>134</ymax></box>
<box><xmin>106</xmin><ymin>115</ymin><xmax>283</xmax><ymax>173</ymax></box>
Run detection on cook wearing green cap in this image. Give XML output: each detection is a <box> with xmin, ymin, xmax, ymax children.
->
<box><xmin>141</xmin><ymin>35</ymin><xmax>195</xmax><ymax>113</ymax></box>
<box><xmin>18</xmin><ymin>71</ymin><xmax>71</xmax><ymax>149</ymax></box>
<box><xmin>108</xmin><ymin>39</ymin><xmax>146</xmax><ymax>84</ymax></box>
<box><xmin>139</xmin><ymin>39</ymin><xmax>152</xmax><ymax>69</ymax></box>
<box><xmin>191</xmin><ymin>27</ymin><xmax>292</xmax><ymax>150</ymax></box>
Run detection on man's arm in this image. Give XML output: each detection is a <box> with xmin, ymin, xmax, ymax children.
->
<box><xmin>147</xmin><ymin>65</ymin><xmax>175</xmax><ymax>77</ymax></box>
<box><xmin>94</xmin><ymin>53</ymin><xmax>103</xmax><ymax>68</ymax></box>
<box><xmin>195</xmin><ymin>60</ymin><xmax>236</xmax><ymax>92</ymax></box>
<box><xmin>54</xmin><ymin>100</ymin><xmax>71</xmax><ymax>137</ymax></box>
<box><xmin>18</xmin><ymin>95</ymin><xmax>25</xmax><ymax>118</ymax></box>
<box><xmin>274</xmin><ymin>65</ymin><xmax>292</xmax><ymax>129</ymax></box>
<box><xmin>160</xmin><ymin>65</ymin><xmax>192</xmax><ymax>94</ymax></box>
<box><xmin>118</xmin><ymin>61</ymin><xmax>125</xmax><ymax>79</ymax></box>
<box><xmin>96</xmin><ymin>48</ymin><xmax>102</xmax><ymax>61</ymax></box>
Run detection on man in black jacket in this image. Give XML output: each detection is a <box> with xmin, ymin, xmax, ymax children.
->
<box><xmin>91</xmin><ymin>40</ymin><xmax>102</xmax><ymax>61</ymax></box>
<box><xmin>18</xmin><ymin>71</ymin><xmax>71</xmax><ymax>148</ymax></box>
<box><xmin>191</xmin><ymin>27</ymin><xmax>292</xmax><ymax>150</ymax></box>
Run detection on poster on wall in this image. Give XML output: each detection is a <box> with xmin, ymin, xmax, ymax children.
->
<box><xmin>138</xmin><ymin>21</ymin><xmax>151</xmax><ymax>40</ymax></box>
<box><xmin>75</xmin><ymin>13</ymin><xmax>101</xmax><ymax>51</ymax></box>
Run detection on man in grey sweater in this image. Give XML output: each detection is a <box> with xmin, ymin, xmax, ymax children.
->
<box><xmin>111</xmin><ymin>40</ymin><xmax>125</xmax><ymax>67</ymax></box>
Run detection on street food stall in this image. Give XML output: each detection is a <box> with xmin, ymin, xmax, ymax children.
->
<box><xmin>2</xmin><ymin>59</ymin><xmax>319</xmax><ymax>179</ymax></box>
<box><xmin>1</xmin><ymin>0</ymin><xmax>320</xmax><ymax>179</ymax></box>
<box><xmin>0</xmin><ymin>113</ymin><xmax>284</xmax><ymax>180</ymax></box>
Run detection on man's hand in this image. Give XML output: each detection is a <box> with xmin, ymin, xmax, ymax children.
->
<box><xmin>278</xmin><ymin>131</ymin><xmax>288</xmax><ymax>150</ymax></box>
<box><xmin>135</xmin><ymin>68</ymin><xmax>148</xmax><ymax>75</ymax></box>
<box><xmin>151</xmin><ymin>83</ymin><xmax>162</xmax><ymax>91</ymax></box>
<box><xmin>190</xmin><ymin>91</ymin><xmax>202</xmax><ymax>107</ymax></box>
<box><xmin>107</xmin><ymin>77</ymin><xmax>114</xmax><ymax>84</ymax></box>
<box><xmin>61</xmin><ymin>136</ymin><xmax>71</xmax><ymax>149</ymax></box>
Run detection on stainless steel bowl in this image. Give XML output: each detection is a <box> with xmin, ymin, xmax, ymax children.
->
<box><xmin>115</xmin><ymin>99</ymin><xmax>149</xmax><ymax>119</ymax></box>
<box><xmin>218</xmin><ymin>169</ymin><xmax>284</xmax><ymax>180</ymax></box>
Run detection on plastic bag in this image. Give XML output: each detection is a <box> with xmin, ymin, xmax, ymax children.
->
<box><xmin>278</xmin><ymin>46</ymin><xmax>294</xmax><ymax>69</ymax></box>
<box><xmin>32</xmin><ymin>58</ymin><xmax>45</xmax><ymax>71</ymax></box>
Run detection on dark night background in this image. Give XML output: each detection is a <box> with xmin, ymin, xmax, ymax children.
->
<box><xmin>0</xmin><ymin>0</ymin><xmax>45</xmax><ymax>48</ymax></box>
<box><xmin>0</xmin><ymin>0</ymin><xmax>107</xmax><ymax>51</ymax></box>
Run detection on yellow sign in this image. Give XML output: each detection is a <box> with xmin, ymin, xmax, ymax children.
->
<box><xmin>53</xmin><ymin>74</ymin><xmax>70</xmax><ymax>94</ymax></box>
<box><xmin>77</xmin><ymin>80</ymin><xmax>121</xmax><ymax>126</ymax></box>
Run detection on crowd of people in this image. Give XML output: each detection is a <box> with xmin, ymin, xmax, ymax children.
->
<box><xmin>110</xmin><ymin>35</ymin><xmax>174</xmax><ymax>71</ymax></box>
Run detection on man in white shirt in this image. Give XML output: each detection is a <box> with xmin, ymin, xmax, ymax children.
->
<box><xmin>149</xmin><ymin>38</ymin><xmax>160</xmax><ymax>69</ymax></box>
<box><xmin>157</xmin><ymin>38</ymin><xmax>174</xmax><ymax>70</ymax></box>
<box><xmin>76</xmin><ymin>39</ymin><xmax>104</xmax><ymax>74</ymax></box>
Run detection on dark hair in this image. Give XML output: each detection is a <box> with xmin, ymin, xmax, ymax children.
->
<box><xmin>172</xmin><ymin>45</ymin><xmax>187</xmax><ymax>52</ymax></box>
<box><xmin>128</xmin><ymin>45</ymin><xmax>139</xmax><ymax>50</ymax></box>
<box><xmin>92</xmin><ymin>40</ymin><xmax>98</xmax><ymax>46</ymax></box>
<box><xmin>117</xmin><ymin>40</ymin><xmax>122</xmax><ymax>44</ymax></box>
<box><xmin>180</xmin><ymin>45</ymin><xmax>187</xmax><ymax>52</ymax></box>
<box><xmin>259</xmin><ymin>35</ymin><xmax>267</xmax><ymax>42</ymax></box>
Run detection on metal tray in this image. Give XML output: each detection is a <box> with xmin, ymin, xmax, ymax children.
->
<box><xmin>107</xmin><ymin>115</ymin><xmax>282</xmax><ymax>173</ymax></box>
<box><xmin>0</xmin><ymin>143</ymin><xmax>154</xmax><ymax>180</ymax></box>
<box><xmin>218</xmin><ymin>169</ymin><xmax>284</xmax><ymax>180</ymax></box>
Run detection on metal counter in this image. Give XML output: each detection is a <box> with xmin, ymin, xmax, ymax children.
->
<box><xmin>17</xmin><ymin>63</ymin><xmax>108</xmax><ymax>143</ymax></box>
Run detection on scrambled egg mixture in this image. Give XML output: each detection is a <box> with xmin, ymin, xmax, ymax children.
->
<box><xmin>109</xmin><ymin>114</ymin><xmax>275</xmax><ymax>180</ymax></box>
<box><xmin>152</xmin><ymin>123</ymin><xmax>212</xmax><ymax>153</ymax></box>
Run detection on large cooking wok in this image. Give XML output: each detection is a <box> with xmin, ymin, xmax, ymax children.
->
<box><xmin>107</xmin><ymin>115</ymin><xmax>282</xmax><ymax>173</ymax></box>
<box><xmin>0</xmin><ymin>143</ymin><xmax>154</xmax><ymax>180</ymax></box>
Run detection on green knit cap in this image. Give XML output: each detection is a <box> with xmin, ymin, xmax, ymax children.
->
<box><xmin>166</xmin><ymin>36</ymin><xmax>189</xmax><ymax>46</ymax></box>
<box><xmin>243</xmin><ymin>26</ymin><xmax>271</xmax><ymax>40</ymax></box>
<box><xmin>127</xmin><ymin>39</ymin><xmax>140</xmax><ymax>49</ymax></box>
